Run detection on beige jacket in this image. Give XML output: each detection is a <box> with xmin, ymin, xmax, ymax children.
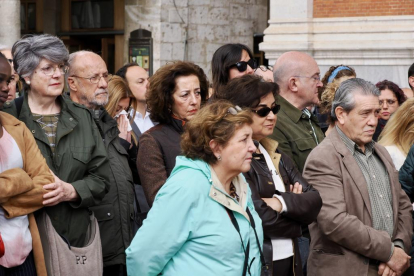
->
<box><xmin>303</xmin><ymin>127</ymin><xmax>412</xmax><ymax>276</ymax></box>
<box><xmin>0</xmin><ymin>111</ymin><xmax>53</xmax><ymax>276</ymax></box>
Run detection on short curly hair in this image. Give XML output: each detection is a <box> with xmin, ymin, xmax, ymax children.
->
<box><xmin>375</xmin><ymin>79</ymin><xmax>407</xmax><ymax>105</ymax></box>
<box><xmin>319</xmin><ymin>64</ymin><xmax>356</xmax><ymax>97</ymax></box>
<box><xmin>181</xmin><ymin>100</ymin><xmax>253</xmax><ymax>165</ymax></box>
<box><xmin>146</xmin><ymin>61</ymin><xmax>209</xmax><ymax>124</ymax></box>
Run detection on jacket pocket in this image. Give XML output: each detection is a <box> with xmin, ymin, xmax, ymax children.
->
<box><xmin>294</xmin><ymin>138</ymin><xmax>315</xmax><ymax>152</ymax></box>
<box><xmin>71</xmin><ymin>146</ymin><xmax>93</xmax><ymax>164</ymax></box>
<box><xmin>313</xmin><ymin>248</ymin><xmax>344</xmax><ymax>256</ymax></box>
<box><xmin>90</xmin><ymin>204</ymin><xmax>117</xmax><ymax>258</ymax></box>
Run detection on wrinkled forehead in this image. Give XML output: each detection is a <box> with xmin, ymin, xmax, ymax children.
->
<box><xmin>75</xmin><ymin>55</ymin><xmax>107</xmax><ymax>75</ymax></box>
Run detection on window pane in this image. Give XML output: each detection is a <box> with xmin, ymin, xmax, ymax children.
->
<box><xmin>20</xmin><ymin>4</ymin><xmax>26</xmax><ymax>30</ymax></box>
<box><xmin>28</xmin><ymin>3</ymin><xmax>36</xmax><ymax>30</ymax></box>
<box><xmin>71</xmin><ymin>0</ymin><xmax>114</xmax><ymax>29</ymax></box>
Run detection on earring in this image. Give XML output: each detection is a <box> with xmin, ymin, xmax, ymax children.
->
<box><xmin>217</xmin><ymin>155</ymin><xmax>221</xmax><ymax>161</ymax></box>
<box><xmin>26</xmin><ymin>80</ymin><xmax>31</xmax><ymax>85</ymax></box>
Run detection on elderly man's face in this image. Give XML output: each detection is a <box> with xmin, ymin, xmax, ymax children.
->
<box><xmin>70</xmin><ymin>53</ymin><xmax>109</xmax><ymax>109</ymax></box>
<box><xmin>296</xmin><ymin>59</ymin><xmax>322</xmax><ymax>107</ymax></box>
<box><xmin>337</xmin><ymin>93</ymin><xmax>380</xmax><ymax>150</ymax></box>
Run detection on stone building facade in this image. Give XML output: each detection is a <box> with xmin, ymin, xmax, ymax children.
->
<box><xmin>261</xmin><ymin>0</ymin><xmax>414</xmax><ymax>88</ymax></box>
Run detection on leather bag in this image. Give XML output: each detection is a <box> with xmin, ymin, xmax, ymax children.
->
<box><xmin>36</xmin><ymin>210</ymin><xmax>103</xmax><ymax>276</ymax></box>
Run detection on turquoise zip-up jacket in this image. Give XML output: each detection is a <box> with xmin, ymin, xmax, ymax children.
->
<box><xmin>126</xmin><ymin>156</ymin><xmax>264</xmax><ymax>276</ymax></box>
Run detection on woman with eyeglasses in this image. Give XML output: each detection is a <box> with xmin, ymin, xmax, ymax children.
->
<box><xmin>373</xmin><ymin>80</ymin><xmax>407</xmax><ymax>141</ymax></box>
<box><xmin>215</xmin><ymin>74</ymin><xmax>322</xmax><ymax>276</ymax></box>
<box><xmin>137</xmin><ymin>61</ymin><xmax>209</xmax><ymax>206</ymax></box>
<box><xmin>127</xmin><ymin>100</ymin><xmax>264</xmax><ymax>276</ymax></box>
<box><xmin>254</xmin><ymin>65</ymin><xmax>274</xmax><ymax>82</ymax></box>
<box><xmin>211</xmin><ymin>43</ymin><xmax>257</xmax><ymax>96</ymax></box>
<box><xmin>3</xmin><ymin>34</ymin><xmax>110</xmax><ymax>251</ymax></box>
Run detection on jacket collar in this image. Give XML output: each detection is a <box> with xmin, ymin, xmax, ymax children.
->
<box><xmin>259</xmin><ymin>137</ymin><xmax>282</xmax><ymax>175</ymax></box>
<box><xmin>170</xmin><ymin>116</ymin><xmax>185</xmax><ymax>134</ymax></box>
<box><xmin>277</xmin><ymin>95</ymin><xmax>303</xmax><ymax>124</ymax></box>
<box><xmin>0</xmin><ymin>111</ymin><xmax>21</xmax><ymax>127</ymax></box>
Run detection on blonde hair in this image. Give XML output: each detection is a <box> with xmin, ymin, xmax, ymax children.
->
<box><xmin>105</xmin><ymin>75</ymin><xmax>135</xmax><ymax>117</ymax></box>
<box><xmin>378</xmin><ymin>98</ymin><xmax>414</xmax><ymax>155</ymax></box>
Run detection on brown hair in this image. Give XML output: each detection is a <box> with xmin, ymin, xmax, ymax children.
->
<box><xmin>378</xmin><ymin>98</ymin><xmax>414</xmax><ymax>155</ymax></box>
<box><xmin>181</xmin><ymin>100</ymin><xmax>253</xmax><ymax>165</ymax></box>
<box><xmin>146</xmin><ymin>61</ymin><xmax>209</xmax><ymax>124</ymax></box>
<box><xmin>376</xmin><ymin>79</ymin><xmax>407</xmax><ymax>105</ymax></box>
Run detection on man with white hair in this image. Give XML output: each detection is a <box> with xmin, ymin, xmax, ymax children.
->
<box><xmin>67</xmin><ymin>51</ymin><xmax>135</xmax><ymax>276</ymax></box>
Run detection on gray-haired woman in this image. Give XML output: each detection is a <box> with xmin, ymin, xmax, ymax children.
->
<box><xmin>3</xmin><ymin>34</ymin><xmax>110</xmax><ymax>250</ymax></box>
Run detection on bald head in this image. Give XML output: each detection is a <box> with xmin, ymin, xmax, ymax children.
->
<box><xmin>68</xmin><ymin>51</ymin><xmax>109</xmax><ymax>109</ymax></box>
<box><xmin>272</xmin><ymin>51</ymin><xmax>322</xmax><ymax>110</ymax></box>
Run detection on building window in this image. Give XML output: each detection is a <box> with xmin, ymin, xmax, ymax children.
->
<box><xmin>21</xmin><ymin>1</ymin><xmax>36</xmax><ymax>32</ymax></box>
<box><xmin>71</xmin><ymin>0</ymin><xmax>114</xmax><ymax>29</ymax></box>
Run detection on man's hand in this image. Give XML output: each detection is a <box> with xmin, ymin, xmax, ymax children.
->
<box><xmin>289</xmin><ymin>182</ymin><xmax>303</xmax><ymax>194</ymax></box>
<box><xmin>262</xmin><ymin>197</ymin><xmax>282</xmax><ymax>212</ymax></box>
<box><xmin>386</xmin><ymin>247</ymin><xmax>411</xmax><ymax>276</ymax></box>
<box><xmin>43</xmin><ymin>170</ymin><xmax>79</xmax><ymax>206</ymax></box>
<box><xmin>378</xmin><ymin>263</ymin><xmax>396</xmax><ymax>276</ymax></box>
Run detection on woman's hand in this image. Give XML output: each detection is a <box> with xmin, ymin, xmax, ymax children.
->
<box><xmin>117</xmin><ymin>114</ymin><xmax>131</xmax><ymax>143</ymax></box>
<box><xmin>262</xmin><ymin>197</ymin><xmax>282</xmax><ymax>212</ymax></box>
<box><xmin>43</xmin><ymin>170</ymin><xmax>79</xmax><ymax>206</ymax></box>
<box><xmin>290</xmin><ymin>182</ymin><xmax>303</xmax><ymax>194</ymax></box>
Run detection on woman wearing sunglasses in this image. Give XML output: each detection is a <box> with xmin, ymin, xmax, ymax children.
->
<box><xmin>211</xmin><ymin>43</ymin><xmax>257</xmax><ymax>96</ymax></box>
<box><xmin>215</xmin><ymin>74</ymin><xmax>322</xmax><ymax>276</ymax></box>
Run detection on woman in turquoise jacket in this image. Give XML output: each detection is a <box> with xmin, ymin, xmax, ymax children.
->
<box><xmin>126</xmin><ymin>101</ymin><xmax>265</xmax><ymax>276</ymax></box>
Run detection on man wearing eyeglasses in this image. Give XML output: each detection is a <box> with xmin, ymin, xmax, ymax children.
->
<box><xmin>67</xmin><ymin>51</ymin><xmax>135</xmax><ymax>276</ymax></box>
<box><xmin>269</xmin><ymin>51</ymin><xmax>325</xmax><ymax>174</ymax></box>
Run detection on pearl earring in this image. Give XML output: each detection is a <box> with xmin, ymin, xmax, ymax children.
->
<box><xmin>217</xmin><ymin>155</ymin><xmax>221</xmax><ymax>161</ymax></box>
<box><xmin>26</xmin><ymin>80</ymin><xmax>31</xmax><ymax>85</ymax></box>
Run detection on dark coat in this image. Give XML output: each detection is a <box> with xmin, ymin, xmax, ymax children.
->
<box><xmin>136</xmin><ymin>118</ymin><xmax>184</xmax><ymax>206</ymax></box>
<box><xmin>89</xmin><ymin>109</ymin><xmax>135</xmax><ymax>267</ymax></box>
<box><xmin>243</xmin><ymin>138</ymin><xmax>322</xmax><ymax>276</ymax></box>
<box><xmin>3</xmin><ymin>95</ymin><xmax>110</xmax><ymax>247</ymax></box>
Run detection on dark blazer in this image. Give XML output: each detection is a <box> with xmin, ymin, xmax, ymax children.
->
<box><xmin>303</xmin><ymin>127</ymin><xmax>412</xmax><ymax>276</ymax></box>
<box><xmin>243</xmin><ymin>138</ymin><xmax>322</xmax><ymax>276</ymax></box>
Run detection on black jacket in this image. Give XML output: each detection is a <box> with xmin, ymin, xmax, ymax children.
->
<box><xmin>244</xmin><ymin>138</ymin><xmax>322</xmax><ymax>276</ymax></box>
<box><xmin>90</xmin><ymin>109</ymin><xmax>135</xmax><ymax>267</ymax></box>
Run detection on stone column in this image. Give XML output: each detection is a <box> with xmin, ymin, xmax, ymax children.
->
<box><xmin>0</xmin><ymin>0</ymin><xmax>20</xmax><ymax>47</ymax></box>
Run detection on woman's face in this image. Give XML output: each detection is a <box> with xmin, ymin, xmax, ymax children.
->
<box><xmin>115</xmin><ymin>97</ymin><xmax>131</xmax><ymax>116</ymax></box>
<box><xmin>251</xmin><ymin>93</ymin><xmax>277</xmax><ymax>141</ymax></box>
<box><xmin>26</xmin><ymin>58</ymin><xmax>65</xmax><ymax>98</ymax></box>
<box><xmin>228</xmin><ymin>50</ymin><xmax>254</xmax><ymax>80</ymax></box>
<box><xmin>217</xmin><ymin>124</ymin><xmax>256</xmax><ymax>175</ymax></box>
<box><xmin>379</xmin><ymin>88</ymin><xmax>399</xmax><ymax>120</ymax></box>
<box><xmin>171</xmin><ymin>74</ymin><xmax>201</xmax><ymax>121</ymax></box>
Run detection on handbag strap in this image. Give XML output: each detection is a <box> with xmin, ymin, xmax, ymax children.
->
<box><xmin>225</xmin><ymin>206</ymin><xmax>269</xmax><ymax>276</ymax></box>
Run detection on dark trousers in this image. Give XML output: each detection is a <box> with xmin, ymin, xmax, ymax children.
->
<box><xmin>103</xmin><ymin>264</ymin><xmax>127</xmax><ymax>276</ymax></box>
<box><xmin>0</xmin><ymin>251</ymin><xmax>36</xmax><ymax>276</ymax></box>
<box><xmin>298</xmin><ymin>237</ymin><xmax>309</xmax><ymax>275</ymax></box>
<box><xmin>273</xmin><ymin>256</ymin><xmax>294</xmax><ymax>276</ymax></box>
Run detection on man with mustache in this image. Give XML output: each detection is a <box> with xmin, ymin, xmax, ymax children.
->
<box><xmin>303</xmin><ymin>78</ymin><xmax>412</xmax><ymax>276</ymax></box>
<box><xmin>67</xmin><ymin>51</ymin><xmax>135</xmax><ymax>276</ymax></box>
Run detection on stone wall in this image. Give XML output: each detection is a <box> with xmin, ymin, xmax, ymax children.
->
<box><xmin>124</xmin><ymin>0</ymin><xmax>268</xmax><ymax>78</ymax></box>
<box><xmin>314</xmin><ymin>0</ymin><xmax>414</xmax><ymax>18</ymax></box>
<box><xmin>0</xmin><ymin>0</ymin><xmax>20</xmax><ymax>48</ymax></box>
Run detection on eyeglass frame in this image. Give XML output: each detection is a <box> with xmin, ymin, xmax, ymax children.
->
<box><xmin>70</xmin><ymin>73</ymin><xmax>113</xmax><ymax>84</ymax></box>
<box><xmin>254</xmin><ymin>65</ymin><xmax>273</xmax><ymax>72</ymax></box>
<box><xmin>229</xmin><ymin>59</ymin><xmax>258</xmax><ymax>73</ymax></box>
<box><xmin>379</xmin><ymin>99</ymin><xmax>397</xmax><ymax>106</ymax></box>
<box><xmin>293</xmin><ymin>75</ymin><xmax>321</xmax><ymax>82</ymax></box>
<box><xmin>38</xmin><ymin>64</ymin><xmax>69</xmax><ymax>76</ymax></box>
<box><xmin>251</xmin><ymin>104</ymin><xmax>281</xmax><ymax>117</ymax></box>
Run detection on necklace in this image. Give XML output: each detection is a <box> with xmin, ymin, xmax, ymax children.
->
<box><xmin>229</xmin><ymin>182</ymin><xmax>240</xmax><ymax>202</ymax></box>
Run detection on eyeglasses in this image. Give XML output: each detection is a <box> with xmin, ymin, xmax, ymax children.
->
<box><xmin>71</xmin><ymin>73</ymin><xmax>113</xmax><ymax>84</ymax></box>
<box><xmin>230</xmin><ymin>59</ymin><xmax>257</xmax><ymax>72</ymax></box>
<box><xmin>379</xmin><ymin>99</ymin><xmax>397</xmax><ymax>106</ymax></box>
<box><xmin>255</xmin><ymin>65</ymin><xmax>273</xmax><ymax>72</ymax></box>
<box><xmin>39</xmin><ymin>64</ymin><xmax>68</xmax><ymax>76</ymax></box>
<box><xmin>7</xmin><ymin>59</ymin><xmax>13</xmax><ymax>64</ymax></box>
<box><xmin>293</xmin><ymin>75</ymin><xmax>321</xmax><ymax>82</ymax></box>
<box><xmin>251</xmin><ymin>105</ymin><xmax>280</xmax><ymax>117</ymax></box>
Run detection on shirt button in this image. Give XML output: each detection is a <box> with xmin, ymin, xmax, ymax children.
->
<box><xmin>69</xmin><ymin>118</ymin><xmax>73</xmax><ymax>121</ymax></box>
<box><xmin>107</xmin><ymin>213</ymin><xmax>111</xmax><ymax>217</ymax></box>
<box><xmin>31</xmin><ymin>130</ymin><xmax>35</xmax><ymax>134</ymax></box>
<box><xmin>302</xmin><ymin>115</ymin><xmax>306</xmax><ymax>118</ymax></box>
<box><xmin>309</xmin><ymin>131</ymin><xmax>313</xmax><ymax>134</ymax></box>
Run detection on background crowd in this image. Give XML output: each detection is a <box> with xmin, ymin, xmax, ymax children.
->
<box><xmin>0</xmin><ymin>34</ymin><xmax>414</xmax><ymax>276</ymax></box>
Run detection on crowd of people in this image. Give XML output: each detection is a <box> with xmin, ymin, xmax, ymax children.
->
<box><xmin>0</xmin><ymin>34</ymin><xmax>414</xmax><ymax>276</ymax></box>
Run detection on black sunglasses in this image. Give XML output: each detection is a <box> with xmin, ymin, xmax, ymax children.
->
<box><xmin>251</xmin><ymin>105</ymin><xmax>280</xmax><ymax>117</ymax></box>
<box><xmin>230</xmin><ymin>59</ymin><xmax>257</xmax><ymax>72</ymax></box>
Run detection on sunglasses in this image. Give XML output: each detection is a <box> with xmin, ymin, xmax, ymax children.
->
<box><xmin>251</xmin><ymin>105</ymin><xmax>280</xmax><ymax>117</ymax></box>
<box><xmin>230</xmin><ymin>59</ymin><xmax>257</xmax><ymax>72</ymax></box>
